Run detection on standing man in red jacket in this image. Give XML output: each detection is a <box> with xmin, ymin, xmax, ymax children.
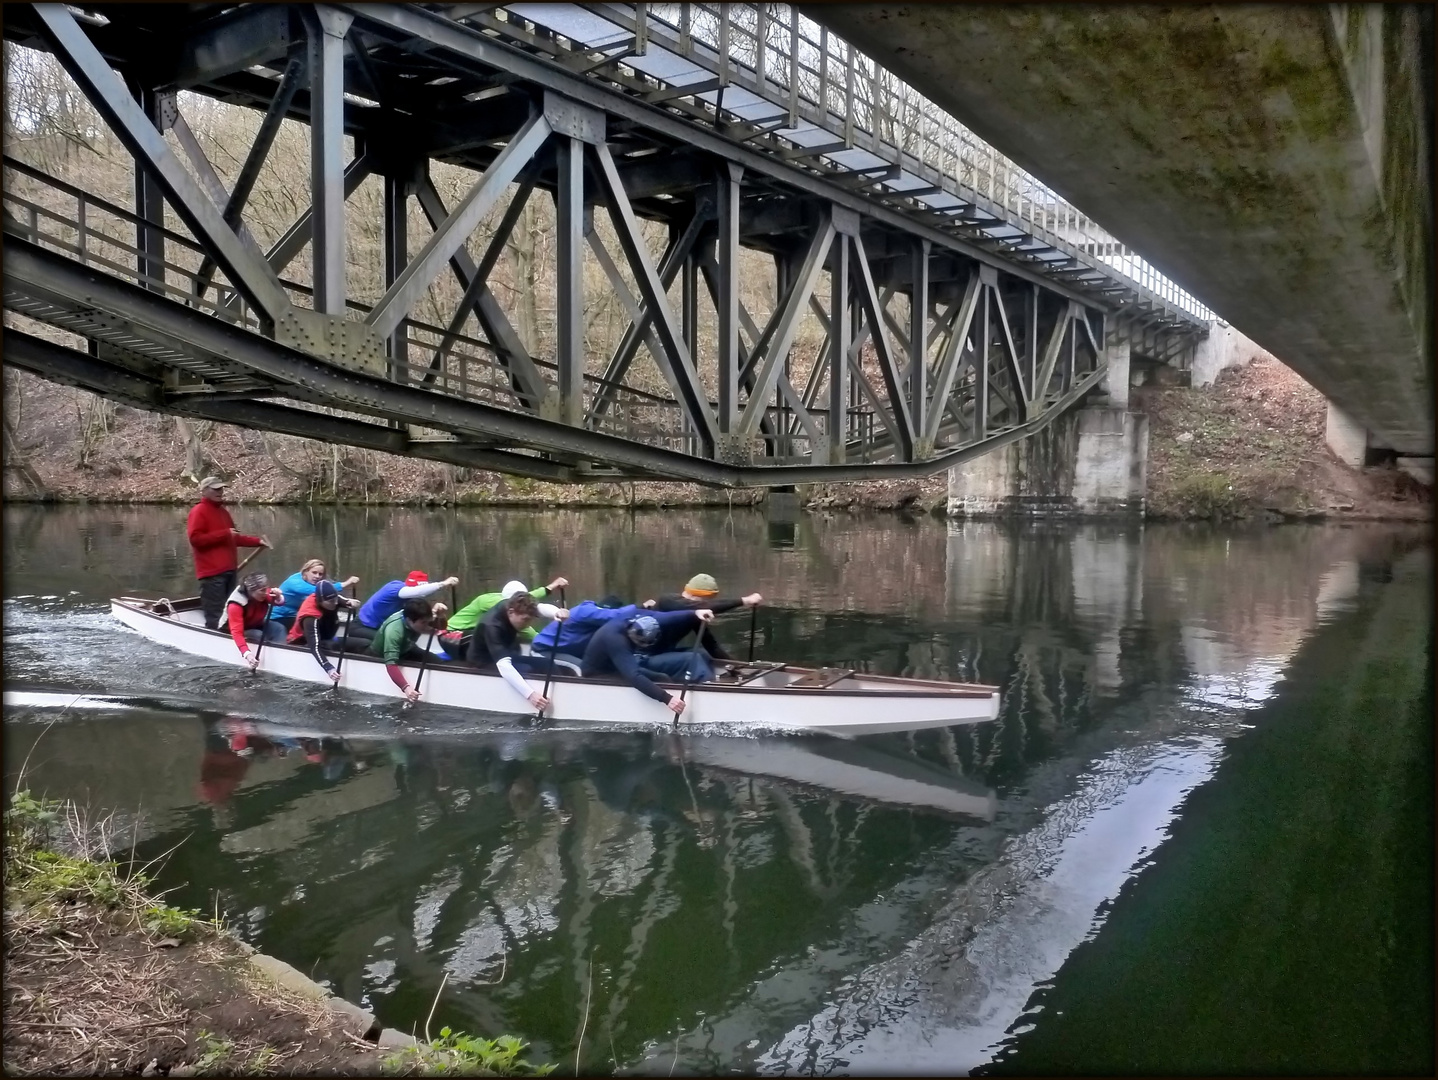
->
<box><xmin>188</xmin><ymin>476</ymin><xmax>270</xmax><ymax>630</ymax></box>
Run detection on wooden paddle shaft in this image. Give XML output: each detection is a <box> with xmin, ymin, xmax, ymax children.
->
<box><xmin>402</xmin><ymin>631</ymin><xmax>437</xmax><ymax>709</ymax></box>
<box><xmin>535</xmin><ymin>585</ymin><xmax>565</xmax><ymax>719</ymax></box>
<box><xmin>235</xmin><ymin>544</ymin><xmax>265</xmax><ymax>574</ymax></box>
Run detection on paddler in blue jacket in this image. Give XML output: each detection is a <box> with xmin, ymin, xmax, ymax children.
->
<box><xmin>347</xmin><ymin>570</ymin><xmax>457</xmax><ymax>645</ymax></box>
<box><xmin>581</xmin><ymin>609</ymin><xmax>715</xmax><ymax>718</ymax></box>
<box><xmin>531</xmin><ymin>594</ymin><xmax>642</xmax><ymax>662</ymax></box>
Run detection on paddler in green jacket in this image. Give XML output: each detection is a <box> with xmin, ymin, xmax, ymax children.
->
<box><xmin>443</xmin><ymin>576</ymin><xmax>567</xmax><ymax>654</ymax></box>
<box><xmin>368</xmin><ymin>599</ymin><xmax>441</xmax><ymax>704</ymax></box>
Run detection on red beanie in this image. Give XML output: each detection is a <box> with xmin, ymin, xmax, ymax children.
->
<box><xmin>404</xmin><ymin>570</ymin><xmax>429</xmax><ymax>587</ymax></box>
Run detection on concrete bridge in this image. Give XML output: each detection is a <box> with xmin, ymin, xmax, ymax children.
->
<box><xmin>806</xmin><ymin>4</ymin><xmax>1434</xmax><ymax>466</ymax></box>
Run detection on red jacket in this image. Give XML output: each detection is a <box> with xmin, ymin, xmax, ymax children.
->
<box><xmin>187</xmin><ymin>499</ymin><xmax>260</xmax><ymax>579</ymax></box>
<box><xmin>226</xmin><ymin>586</ymin><xmax>283</xmax><ymax>654</ymax></box>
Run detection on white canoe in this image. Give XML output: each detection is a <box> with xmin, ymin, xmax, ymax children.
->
<box><xmin>110</xmin><ymin>597</ymin><xmax>1001</xmax><ymax>737</ymax></box>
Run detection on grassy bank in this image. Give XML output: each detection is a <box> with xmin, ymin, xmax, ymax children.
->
<box><xmin>2</xmin><ymin>790</ymin><xmax>551</xmax><ymax>1077</ymax></box>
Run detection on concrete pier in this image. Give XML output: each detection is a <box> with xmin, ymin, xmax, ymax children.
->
<box><xmin>947</xmin><ymin>408</ymin><xmax>1148</xmax><ymax>518</ymax></box>
<box><xmin>1325</xmin><ymin>401</ymin><xmax>1371</xmax><ymax>467</ymax></box>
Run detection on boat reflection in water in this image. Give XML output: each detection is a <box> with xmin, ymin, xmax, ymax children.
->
<box><xmin>680</xmin><ymin>734</ymin><xmax>996</xmax><ymax>820</ymax></box>
<box><xmin>195</xmin><ymin>715</ymin><xmax>996</xmax><ymax>824</ymax></box>
<box><xmin>167</xmin><ymin>711</ymin><xmax>998</xmax><ymax>1065</ymax></box>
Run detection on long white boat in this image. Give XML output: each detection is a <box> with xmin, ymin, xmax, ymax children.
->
<box><xmin>110</xmin><ymin>597</ymin><xmax>1001</xmax><ymax>737</ymax></box>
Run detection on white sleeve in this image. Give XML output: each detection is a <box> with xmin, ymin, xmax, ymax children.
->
<box><xmin>398</xmin><ymin>581</ymin><xmax>447</xmax><ymax>599</ymax></box>
<box><xmin>536</xmin><ymin>603</ymin><xmax>560</xmax><ymax>620</ymax></box>
<box><xmin>496</xmin><ymin>657</ymin><xmax>534</xmax><ymax>702</ymax></box>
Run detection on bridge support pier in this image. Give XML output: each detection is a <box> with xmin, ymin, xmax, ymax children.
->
<box><xmin>947</xmin><ymin>407</ymin><xmax>1148</xmax><ymax>518</ymax></box>
<box><xmin>1325</xmin><ymin>401</ymin><xmax>1370</xmax><ymax>467</ymax></box>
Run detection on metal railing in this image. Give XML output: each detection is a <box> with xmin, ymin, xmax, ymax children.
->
<box><xmin>1</xmin><ymin>157</ymin><xmax>702</xmax><ymax>453</ymax></box>
<box><xmin>497</xmin><ymin>3</ymin><xmax>1213</xmax><ymax>324</ymax></box>
<box><xmin>651</xmin><ymin>4</ymin><xmax>1214</xmax><ymax>320</ymax></box>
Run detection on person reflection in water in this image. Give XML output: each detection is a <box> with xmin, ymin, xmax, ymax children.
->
<box><xmin>197</xmin><ymin>720</ymin><xmax>253</xmax><ymax>812</ymax></box>
<box><xmin>197</xmin><ymin>719</ymin><xmax>356</xmax><ymax>827</ymax></box>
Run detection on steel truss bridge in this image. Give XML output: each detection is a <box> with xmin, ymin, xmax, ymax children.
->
<box><xmin>2</xmin><ymin>3</ymin><xmax>1212</xmax><ymax>486</ymax></box>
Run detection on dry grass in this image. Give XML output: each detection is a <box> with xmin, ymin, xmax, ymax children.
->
<box><xmin>2</xmin><ymin>791</ymin><xmax>381</xmax><ymax>1077</ymax></box>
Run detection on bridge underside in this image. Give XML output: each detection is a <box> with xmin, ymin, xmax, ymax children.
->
<box><xmin>807</xmin><ymin>4</ymin><xmax>1435</xmax><ymax>454</ymax></box>
<box><xmin>2</xmin><ymin>4</ymin><xmax>1201</xmax><ymax>485</ymax></box>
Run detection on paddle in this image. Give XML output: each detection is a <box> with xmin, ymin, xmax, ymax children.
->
<box><xmin>235</xmin><ymin>544</ymin><xmax>265</xmax><ymax>575</ymax></box>
<box><xmin>247</xmin><ymin>602</ymin><xmax>273</xmax><ymax>675</ymax></box>
<box><xmin>674</xmin><ymin>623</ymin><xmax>708</xmax><ymax>724</ymax></box>
<box><xmin>331</xmin><ymin>585</ymin><xmax>355</xmax><ymax>686</ymax></box>
<box><xmin>401</xmin><ymin>631</ymin><xmax>437</xmax><ymax>711</ymax></box>
<box><xmin>747</xmin><ymin>605</ymin><xmax>758</xmax><ymax>663</ymax></box>
<box><xmin>533</xmin><ymin>585</ymin><xmax>565</xmax><ymax>722</ymax></box>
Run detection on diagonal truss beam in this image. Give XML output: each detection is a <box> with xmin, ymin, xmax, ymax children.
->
<box><xmin>989</xmin><ymin>287</ymin><xmax>1029</xmax><ymax>420</ymax></box>
<box><xmin>584</xmin><ymin>226</ymin><xmax>678</xmax><ymax>409</ymax></box>
<box><xmin>1032</xmin><ymin>303</ymin><xmax>1075</xmax><ymax>408</ymax></box>
<box><xmin>412</xmin><ymin>170</ymin><xmax>547</xmax><ymax>408</ymax></box>
<box><xmin>194</xmin><ymin>49</ymin><xmax>305</xmax><ymax>301</ymax></box>
<box><xmin>923</xmin><ymin>269</ymin><xmax>982</xmax><ymax>446</ymax></box>
<box><xmin>738</xmin><ymin>215</ymin><xmax>834</xmax><ymax>437</ymax></box>
<box><xmin>850</xmin><ymin>234</ymin><xmax>915</xmax><ymax>459</ymax></box>
<box><xmin>269</xmin><ymin>154</ymin><xmax>372</xmax><ymax>274</ymax></box>
<box><xmin>421</xmin><ymin>163</ymin><xmax>541</xmax><ymax>403</ymax></box>
<box><xmin>586</xmin><ymin>202</ymin><xmax>712</xmax><ymax>427</ymax></box>
<box><xmin>697</xmin><ymin>256</ymin><xmax>818</xmax><ymax>441</ymax></box>
<box><xmin>368</xmin><ymin>111</ymin><xmax>551</xmax><ymax>339</ymax></box>
<box><xmin>33</xmin><ymin>3</ymin><xmax>292</xmax><ymax>328</ymax></box>
<box><xmin>592</xmin><ymin>140</ymin><xmax>716</xmax><ymax>453</ymax></box>
<box><xmin>166</xmin><ymin>107</ymin><xmax>261</xmax><ymax>255</ymax></box>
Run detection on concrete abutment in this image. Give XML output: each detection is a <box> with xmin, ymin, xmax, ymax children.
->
<box><xmin>947</xmin><ymin>407</ymin><xmax>1148</xmax><ymax>518</ymax></box>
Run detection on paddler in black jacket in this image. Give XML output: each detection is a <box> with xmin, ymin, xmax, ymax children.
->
<box><xmin>647</xmin><ymin>573</ymin><xmax>761</xmax><ymax>662</ymax></box>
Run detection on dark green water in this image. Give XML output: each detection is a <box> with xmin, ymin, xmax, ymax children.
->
<box><xmin>3</xmin><ymin>505</ymin><xmax>1431</xmax><ymax>1074</ymax></box>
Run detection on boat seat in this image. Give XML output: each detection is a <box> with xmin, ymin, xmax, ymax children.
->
<box><xmin>547</xmin><ymin>656</ymin><xmax>584</xmax><ymax>677</ymax></box>
<box><xmin>788</xmin><ymin>668</ymin><xmax>854</xmax><ymax>689</ymax></box>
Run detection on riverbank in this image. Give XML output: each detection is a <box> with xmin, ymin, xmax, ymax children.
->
<box><xmin>1137</xmin><ymin>356</ymin><xmax>1430</xmax><ymax>523</ymax></box>
<box><xmin>3</xmin><ymin>364</ymin><xmax>1427</xmax><ymax>521</ymax></box>
<box><xmin>1</xmin><ymin>791</ymin><xmax>550</xmax><ymax>1077</ymax></box>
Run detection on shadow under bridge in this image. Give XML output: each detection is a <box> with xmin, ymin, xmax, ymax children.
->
<box><xmin>2</xmin><ymin>4</ymin><xmax>1198</xmax><ymax>485</ymax></box>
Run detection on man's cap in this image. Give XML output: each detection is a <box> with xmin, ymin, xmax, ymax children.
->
<box><xmin>598</xmin><ymin>594</ymin><xmax>625</xmax><ymax>609</ymax></box>
<box><xmin>501</xmin><ymin>580</ymin><xmax>528</xmax><ymax>599</ymax></box>
<box><xmin>316</xmin><ymin>580</ymin><xmax>340</xmax><ymax>602</ymax></box>
<box><xmin>404</xmin><ymin>570</ymin><xmax>429</xmax><ymax>587</ymax></box>
<box><xmin>626</xmin><ymin>614</ymin><xmax>660</xmax><ymax>646</ymax></box>
<box><xmin>199</xmin><ymin>476</ymin><xmax>225</xmax><ymax>491</ymax></box>
<box><xmin>685</xmin><ymin>573</ymin><xmax>719</xmax><ymax>596</ymax></box>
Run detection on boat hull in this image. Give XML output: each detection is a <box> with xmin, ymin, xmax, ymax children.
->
<box><xmin>109</xmin><ymin>600</ymin><xmax>1000</xmax><ymax>736</ymax></box>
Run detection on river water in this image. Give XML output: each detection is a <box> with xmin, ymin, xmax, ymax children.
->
<box><xmin>3</xmin><ymin>505</ymin><xmax>1431</xmax><ymax>1074</ymax></box>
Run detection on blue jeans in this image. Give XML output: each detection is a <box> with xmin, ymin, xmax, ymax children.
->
<box><xmin>244</xmin><ymin>622</ymin><xmax>289</xmax><ymax>645</ymax></box>
<box><xmin>636</xmin><ymin>649</ymin><xmax>713</xmax><ymax>686</ymax></box>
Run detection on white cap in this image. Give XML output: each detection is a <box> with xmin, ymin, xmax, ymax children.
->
<box><xmin>501</xmin><ymin>580</ymin><xmax>528</xmax><ymax>599</ymax></box>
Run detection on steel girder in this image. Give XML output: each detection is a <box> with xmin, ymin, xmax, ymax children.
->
<box><xmin>3</xmin><ymin>329</ymin><xmax>583</xmax><ymax>482</ymax></box>
<box><xmin>4</xmin><ymin>235</ymin><xmax>1108</xmax><ymax>485</ymax></box>
<box><xmin>2</xmin><ymin>3</ymin><xmax>1154</xmax><ymax>486</ymax></box>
